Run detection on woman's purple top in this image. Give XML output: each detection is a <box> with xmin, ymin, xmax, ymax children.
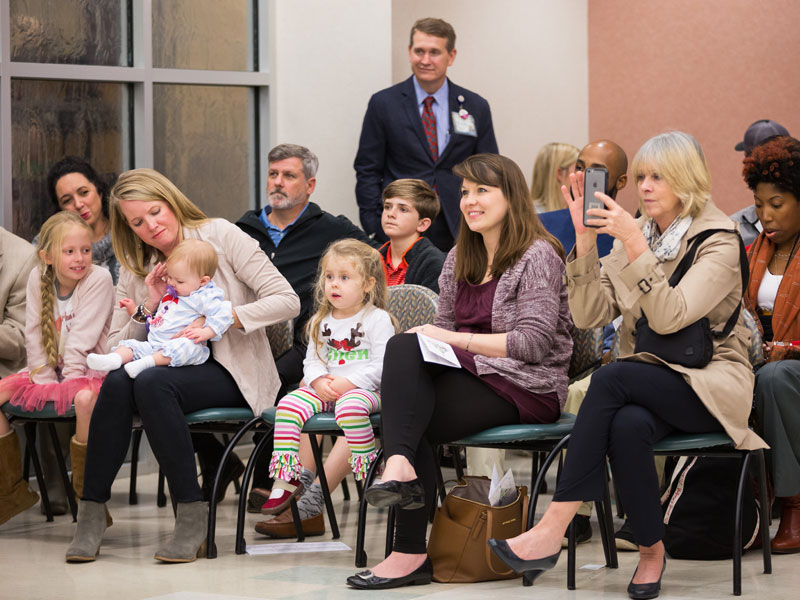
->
<box><xmin>452</xmin><ymin>278</ymin><xmax>560</xmax><ymax>424</ymax></box>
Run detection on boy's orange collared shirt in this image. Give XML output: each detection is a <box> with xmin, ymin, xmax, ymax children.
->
<box><xmin>380</xmin><ymin>236</ymin><xmax>424</xmax><ymax>286</ymax></box>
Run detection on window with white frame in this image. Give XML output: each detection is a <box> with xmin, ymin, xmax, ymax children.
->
<box><xmin>0</xmin><ymin>0</ymin><xmax>269</xmax><ymax>240</ymax></box>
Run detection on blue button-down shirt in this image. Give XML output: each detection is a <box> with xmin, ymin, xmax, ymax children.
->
<box><xmin>412</xmin><ymin>76</ymin><xmax>450</xmax><ymax>155</ymax></box>
<box><xmin>259</xmin><ymin>203</ymin><xmax>309</xmax><ymax>247</ymax></box>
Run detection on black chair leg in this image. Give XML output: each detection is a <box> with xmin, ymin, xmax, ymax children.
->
<box><xmin>355</xmin><ymin>448</ymin><xmax>383</xmax><ymax>568</ymax></box>
<box><xmin>733</xmin><ymin>453</ymin><xmax>751</xmax><ymax>596</ymax></box>
<box><xmin>220</xmin><ymin>433</ymin><xmax>241</xmax><ymax>495</ymax></box>
<box><xmin>567</xmin><ymin>518</ymin><xmax>577</xmax><ymax>590</ymax></box>
<box><xmin>756</xmin><ymin>449</ymin><xmax>772</xmax><ymax>575</ymax></box>
<box><xmin>206</xmin><ymin>416</ymin><xmax>262</xmax><ymax>558</ymax></box>
<box><xmin>527</xmin><ymin>435</ymin><xmax>571</xmax><ymax>530</ymax></box>
<box><xmin>47</xmin><ymin>423</ymin><xmax>77</xmax><ymax>521</ymax></box>
<box><xmin>385</xmin><ymin>505</ymin><xmax>396</xmax><ymax>558</ymax></box>
<box><xmin>354</xmin><ymin>478</ymin><xmax>363</xmax><ymax>501</ymax></box>
<box><xmin>310</xmin><ymin>433</ymin><xmax>340</xmax><ymax>539</ymax></box>
<box><xmin>129</xmin><ymin>429</ymin><xmax>143</xmax><ymax>505</ymax></box>
<box><xmin>157</xmin><ymin>469</ymin><xmax>167</xmax><ymax>507</ymax></box>
<box><xmin>235</xmin><ymin>429</ymin><xmax>273</xmax><ymax>555</ymax></box>
<box><xmin>452</xmin><ymin>445</ymin><xmax>465</xmax><ymax>481</ymax></box>
<box><xmin>24</xmin><ymin>423</ymin><xmax>51</xmax><ymax>522</ymax></box>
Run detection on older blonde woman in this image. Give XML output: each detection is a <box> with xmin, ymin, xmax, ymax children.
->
<box><xmin>66</xmin><ymin>169</ymin><xmax>299</xmax><ymax>563</ymax></box>
<box><xmin>490</xmin><ymin>132</ymin><xmax>765</xmax><ymax>599</ymax></box>
<box><xmin>531</xmin><ymin>142</ymin><xmax>579</xmax><ymax>213</ymax></box>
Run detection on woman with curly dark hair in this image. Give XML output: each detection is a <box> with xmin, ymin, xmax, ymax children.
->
<box><xmin>742</xmin><ymin>135</ymin><xmax>800</xmax><ymax>553</ymax></box>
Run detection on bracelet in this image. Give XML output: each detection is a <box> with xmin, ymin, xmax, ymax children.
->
<box><xmin>466</xmin><ymin>332</ymin><xmax>474</xmax><ymax>352</ymax></box>
<box><xmin>141</xmin><ymin>302</ymin><xmax>154</xmax><ymax>316</ymax></box>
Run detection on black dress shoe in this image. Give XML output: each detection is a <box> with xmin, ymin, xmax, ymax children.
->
<box><xmin>627</xmin><ymin>557</ymin><xmax>666</xmax><ymax>600</ymax></box>
<box><xmin>487</xmin><ymin>538</ymin><xmax>561</xmax><ymax>586</ymax></box>
<box><xmin>364</xmin><ymin>479</ymin><xmax>424</xmax><ymax>510</ymax></box>
<box><xmin>346</xmin><ymin>557</ymin><xmax>432</xmax><ymax>589</ymax></box>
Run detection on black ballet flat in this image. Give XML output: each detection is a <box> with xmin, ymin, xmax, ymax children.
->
<box><xmin>364</xmin><ymin>479</ymin><xmax>425</xmax><ymax>510</ymax></box>
<box><xmin>346</xmin><ymin>557</ymin><xmax>432</xmax><ymax>589</ymax></box>
<box><xmin>487</xmin><ymin>538</ymin><xmax>561</xmax><ymax>586</ymax></box>
<box><xmin>627</xmin><ymin>556</ymin><xmax>666</xmax><ymax>600</ymax></box>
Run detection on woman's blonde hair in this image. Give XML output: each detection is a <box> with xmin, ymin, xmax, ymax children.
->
<box><xmin>110</xmin><ymin>168</ymin><xmax>208</xmax><ymax>278</ymax></box>
<box><xmin>530</xmin><ymin>142</ymin><xmax>579</xmax><ymax>212</ymax></box>
<box><xmin>306</xmin><ymin>239</ymin><xmax>396</xmax><ymax>360</ymax></box>
<box><xmin>36</xmin><ymin>212</ymin><xmax>93</xmax><ymax>368</ymax></box>
<box><xmin>453</xmin><ymin>154</ymin><xmax>565</xmax><ymax>285</ymax></box>
<box><xmin>631</xmin><ymin>131</ymin><xmax>711</xmax><ymax>219</ymax></box>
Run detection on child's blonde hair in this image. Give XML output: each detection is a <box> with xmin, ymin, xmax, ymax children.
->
<box><xmin>36</xmin><ymin>212</ymin><xmax>93</xmax><ymax>368</ymax></box>
<box><xmin>307</xmin><ymin>239</ymin><xmax>395</xmax><ymax>358</ymax></box>
<box><xmin>165</xmin><ymin>239</ymin><xmax>218</xmax><ymax>279</ymax></box>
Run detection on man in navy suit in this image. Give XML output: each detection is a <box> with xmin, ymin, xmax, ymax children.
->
<box><xmin>354</xmin><ymin>17</ymin><xmax>498</xmax><ymax>251</ymax></box>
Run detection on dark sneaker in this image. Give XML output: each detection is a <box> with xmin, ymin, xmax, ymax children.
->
<box><xmin>562</xmin><ymin>514</ymin><xmax>592</xmax><ymax>547</ymax></box>
<box><xmin>615</xmin><ymin>519</ymin><xmax>638</xmax><ymax>551</ymax></box>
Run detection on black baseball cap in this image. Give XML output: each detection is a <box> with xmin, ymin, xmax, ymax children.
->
<box><xmin>735</xmin><ymin>119</ymin><xmax>790</xmax><ymax>153</ymax></box>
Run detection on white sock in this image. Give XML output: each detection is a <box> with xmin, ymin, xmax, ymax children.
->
<box><xmin>87</xmin><ymin>352</ymin><xmax>123</xmax><ymax>372</ymax></box>
<box><xmin>124</xmin><ymin>356</ymin><xmax>156</xmax><ymax>379</ymax></box>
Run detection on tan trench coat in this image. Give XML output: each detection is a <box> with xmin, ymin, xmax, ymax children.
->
<box><xmin>566</xmin><ymin>200</ymin><xmax>766</xmax><ymax>450</ymax></box>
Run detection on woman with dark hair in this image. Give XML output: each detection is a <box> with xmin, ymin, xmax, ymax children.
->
<box><xmin>488</xmin><ymin>132</ymin><xmax>764</xmax><ymax>599</ymax></box>
<box><xmin>44</xmin><ymin>156</ymin><xmax>119</xmax><ymax>284</ymax></box>
<box><xmin>346</xmin><ymin>153</ymin><xmax>573</xmax><ymax>589</ymax></box>
<box><xmin>742</xmin><ymin>135</ymin><xmax>800</xmax><ymax>553</ymax></box>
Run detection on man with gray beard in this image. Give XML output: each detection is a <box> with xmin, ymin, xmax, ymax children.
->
<box><xmin>237</xmin><ymin>143</ymin><xmax>374</xmax><ymax>390</ymax></box>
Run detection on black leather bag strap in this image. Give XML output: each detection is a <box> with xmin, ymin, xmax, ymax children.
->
<box><xmin>666</xmin><ymin>229</ymin><xmax>749</xmax><ymax>337</ymax></box>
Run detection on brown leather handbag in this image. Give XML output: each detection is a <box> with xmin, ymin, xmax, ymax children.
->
<box><xmin>427</xmin><ymin>476</ymin><xmax>529</xmax><ymax>583</ymax></box>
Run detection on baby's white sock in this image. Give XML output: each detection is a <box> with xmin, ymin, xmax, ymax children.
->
<box><xmin>87</xmin><ymin>352</ymin><xmax>123</xmax><ymax>372</ymax></box>
<box><xmin>124</xmin><ymin>356</ymin><xmax>156</xmax><ymax>379</ymax></box>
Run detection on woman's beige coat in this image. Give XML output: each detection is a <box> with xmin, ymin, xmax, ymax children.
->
<box><xmin>109</xmin><ymin>218</ymin><xmax>300</xmax><ymax>416</ymax></box>
<box><xmin>567</xmin><ymin>200</ymin><xmax>766</xmax><ymax>450</ymax></box>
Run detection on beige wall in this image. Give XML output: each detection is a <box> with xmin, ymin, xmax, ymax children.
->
<box><xmin>392</xmin><ymin>1</ymin><xmax>589</xmax><ymax>191</ymax></box>
<box><xmin>270</xmin><ymin>0</ymin><xmax>392</xmax><ymax>222</ymax></box>
<box><xmin>589</xmin><ymin>0</ymin><xmax>800</xmax><ymax>215</ymax></box>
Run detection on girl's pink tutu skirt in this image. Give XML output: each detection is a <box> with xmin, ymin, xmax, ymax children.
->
<box><xmin>0</xmin><ymin>370</ymin><xmax>106</xmax><ymax>415</ymax></box>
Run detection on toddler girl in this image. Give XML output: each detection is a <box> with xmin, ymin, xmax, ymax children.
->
<box><xmin>88</xmin><ymin>238</ymin><xmax>233</xmax><ymax>379</ymax></box>
<box><xmin>0</xmin><ymin>212</ymin><xmax>114</xmax><ymax>525</ymax></box>
<box><xmin>262</xmin><ymin>239</ymin><xmax>395</xmax><ymax>514</ymax></box>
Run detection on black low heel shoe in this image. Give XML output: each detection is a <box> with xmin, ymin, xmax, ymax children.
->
<box><xmin>364</xmin><ymin>479</ymin><xmax>425</xmax><ymax>510</ymax></box>
<box><xmin>627</xmin><ymin>557</ymin><xmax>666</xmax><ymax>600</ymax></box>
<box><xmin>346</xmin><ymin>557</ymin><xmax>432</xmax><ymax>589</ymax></box>
<box><xmin>487</xmin><ymin>538</ymin><xmax>561</xmax><ymax>586</ymax></box>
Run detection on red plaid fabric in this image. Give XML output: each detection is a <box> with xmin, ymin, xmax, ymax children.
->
<box><xmin>421</xmin><ymin>96</ymin><xmax>438</xmax><ymax>161</ymax></box>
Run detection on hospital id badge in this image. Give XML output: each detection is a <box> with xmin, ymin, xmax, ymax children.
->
<box><xmin>451</xmin><ymin>111</ymin><xmax>477</xmax><ymax>137</ymax></box>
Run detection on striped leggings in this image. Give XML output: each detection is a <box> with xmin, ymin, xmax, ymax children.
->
<box><xmin>269</xmin><ymin>386</ymin><xmax>381</xmax><ymax>481</ymax></box>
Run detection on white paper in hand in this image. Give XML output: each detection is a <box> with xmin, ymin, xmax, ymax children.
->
<box><xmin>417</xmin><ymin>333</ymin><xmax>461</xmax><ymax>368</ymax></box>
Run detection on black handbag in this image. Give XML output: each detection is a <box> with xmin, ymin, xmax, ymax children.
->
<box><xmin>634</xmin><ymin>229</ymin><xmax>748</xmax><ymax>368</ymax></box>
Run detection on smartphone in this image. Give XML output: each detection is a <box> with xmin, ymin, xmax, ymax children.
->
<box><xmin>582</xmin><ymin>167</ymin><xmax>609</xmax><ymax>228</ymax></box>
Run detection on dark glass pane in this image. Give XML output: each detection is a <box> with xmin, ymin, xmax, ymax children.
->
<box><xmin>153</xmin><ymin>0</ymin><xmax>253</xmax><ymax>71</ymax></box>
<box><xmin>10</xmin><ymin>0</ymin><xmax>128</xmax><ymax>66</ymax></box>
<box><xmin>153</xmin><ymin>84</ymin><xmax>255</xmax><ymax>223</ymax></box>
<box><xmin>11</xmin><ymin>79</ymin><xmax>129</xmax><ymax>241</ymax></box>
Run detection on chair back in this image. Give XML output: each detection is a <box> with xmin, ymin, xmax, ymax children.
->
<box><xmin>568</xmin><ymin>325</ymin><xmax>604</xmax><ymax>379</ymax></box>
<box><xmin>265</xmin><ymin>320</ymin><xmax>293</xmax><ymax>359</ymax></box>
<box><xmin>387</xmin><ymin>284</ymin><xmax>439</xmax><ymax>331</ymax></box>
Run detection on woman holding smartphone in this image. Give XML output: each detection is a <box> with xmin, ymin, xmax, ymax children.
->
<box><xmin>489</xmin><ymin>131</ymin><xmax>764</xmax><ymax>599</ymax></box>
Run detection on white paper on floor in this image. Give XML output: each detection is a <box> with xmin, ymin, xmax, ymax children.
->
<box><xmin>580</xmin><ymin>563</ymin><xmax>606</xmax><ymax>570</ymax></box>
<box><xmin>246</xmin><ymin>541</ymin><xmax>351</xmax><ymax>555</ymax></box>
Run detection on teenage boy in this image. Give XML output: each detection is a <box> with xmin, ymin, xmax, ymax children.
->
<box><xmin>379</xmin><ymin>179</ymin><xmax>445</xmax><ymax>293</ymax></box>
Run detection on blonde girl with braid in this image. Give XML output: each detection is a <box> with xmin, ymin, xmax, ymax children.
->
<box><xmin>0</xmin><ymin>212</ymin><xmax>114</xmax><ymax>526</ymax></box>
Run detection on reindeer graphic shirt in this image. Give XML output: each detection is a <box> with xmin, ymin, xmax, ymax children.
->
<box><xmin>302</xmin><ymin>305</ymin><xmax>395</xmax><ymax>392</ymax></box>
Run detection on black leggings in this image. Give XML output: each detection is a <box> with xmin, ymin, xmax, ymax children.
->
<box><xmin>553</xmin><ymin>361</ymin><xmax>722</xmax><ymax>547</ymax></box>
<box><xmin>82</xmin><ymin>360</ymin><xmax>248</xmax><ymax>503</ymax></box>
<box><xmin>381</xmin><ymin>334</ymin><xmax>523</xmax><ymax>554</ymax></box>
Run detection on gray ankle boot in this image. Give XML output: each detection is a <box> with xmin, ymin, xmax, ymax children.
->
<box><xmin>65</xmin><ymin>501</ymin><xmax>107</xmax><ymax>562</ymax></box>
<box><xmin>154</xmin><ymin>501</ymin><xmax>209</xmax><ymax>563</ymax></box>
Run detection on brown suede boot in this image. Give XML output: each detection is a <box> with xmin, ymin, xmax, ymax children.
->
<box><xmin>70</xmin><ymin>437</ymin><xmax>112</xmax><ymax>527</ymax></box>
<box><xmin>771</xmin><ymin>494</ymin><xmax>800</xmax><ymax>553</ymax></box>
<box><xmin>0</xmin><ymin>430</ymin><xmax>40</xmax><ymax>525</ymax></box>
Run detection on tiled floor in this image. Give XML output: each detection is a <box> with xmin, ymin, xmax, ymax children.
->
<box><xmin>0</xmin><ymin>451</ymin><xmax>795</xmax><ymax>600</ymax></box>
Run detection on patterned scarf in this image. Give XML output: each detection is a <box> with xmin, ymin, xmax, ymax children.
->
<box><xmin>745</xmin><ymin>232</ymin><xmax>800</xmax><ymax>342</ymax></box>
<box><xmin>641</xmin><ymin>215</ymin><xmax>694</xmax><ymax>262</ymax></box>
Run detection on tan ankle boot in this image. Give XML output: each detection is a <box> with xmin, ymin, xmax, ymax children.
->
<box><xmin>0</xmin><ymin>430</ymin><xmax>40</xmax><ymax>525</ymax></box>
<box><xmin>772</xmin><ymin>494</ymin><xmax>800</xmax><ymax>553</ymax></box>
<box><xmin>70</xmin><ymin>437</ymin><xmax>112</xmax><ymax>527</ymax></box>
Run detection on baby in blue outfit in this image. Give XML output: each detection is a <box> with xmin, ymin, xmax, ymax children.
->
<box><xmin>88</xmin><ymin>239</ymin><xmax>233</xmax><ymax>379</ymax></box>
